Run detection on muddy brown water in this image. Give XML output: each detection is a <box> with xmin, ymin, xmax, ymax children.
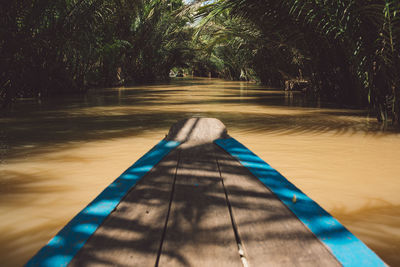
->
<box><xmin>0</xmin><ymin>78</ymin><xmax>399</xmax><ymax>266</ymax></box>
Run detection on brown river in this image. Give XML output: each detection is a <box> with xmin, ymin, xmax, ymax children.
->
<box><xmin>1</xmin><ymin>78</ymin><xmax>399</xmax><ymax>266</ymax></box>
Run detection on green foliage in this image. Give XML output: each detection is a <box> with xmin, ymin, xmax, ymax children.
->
<box><xmin>0</xmin><ymin>0</ymin><xmax>194</xmax><ymax>105</ymax></box>
<box><xmin>198</xmin><ymin>0</ymin><xmax>400</xmax><ymax>123</ymax></box>
<box><xmin>2</xmin><ymin>0</ymin><xmax>399</xmax><ymax>124</ymax></box>
<box><xmin>191</xmin><ymin>9</ymin><xmax>261</xmax><ymax>80</ymax></box>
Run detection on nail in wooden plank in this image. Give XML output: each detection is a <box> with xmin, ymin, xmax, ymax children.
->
<box><xmin>215</xmin><ymin>146</ymin><xmax>341</xmax><ymax>266</ymax></box>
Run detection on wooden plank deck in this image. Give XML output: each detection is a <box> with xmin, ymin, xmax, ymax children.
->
<box><xmin>69</xmin><ymin>150</ymin><xmax>180</xmax><ymax>266</ymax></box>
<box><xmin>68</xmin><ymin>117</ymin><xmax>341</xmax><ymax>266</ymax></box>
<box><xmin>157</xmin><ymin>143</ymin><xmax>241</xmax><ymax>267</ymax></box>
<box><xmin>215</xmin><ymin>146</ymin><xmax>341</xmax><ymax>266</ymax></box>
<box><xmin>26</xmin><ymin>118</ymin><xmax>386</xmax><ymax>267</ymax></box>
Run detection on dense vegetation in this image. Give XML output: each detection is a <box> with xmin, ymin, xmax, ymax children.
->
<box><xmin>0</xmin><ymin>0</ymin><xmax>193</xmax><ymax>101</ymax></box>
<box><xmin>197</xmin><ymin>0</ymin><xmax>400</xmax><ymax>123</ymax></box>
<box><xmin>1</xmin><ymin>0</ymin><xmax>399</xmax><ymax>124</ymax></box>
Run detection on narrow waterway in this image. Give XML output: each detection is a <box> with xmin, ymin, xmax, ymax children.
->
<box><xmin>1</xmin><ymin>78</ymin><xmax>399</xmax><ymax>266</ymax></box>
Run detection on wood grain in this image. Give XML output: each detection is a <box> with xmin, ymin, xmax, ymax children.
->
<box><xmin>215</xmin><ymin>145</ymin><xmax>341</xmax><ymax>267</ymax></box>
<box><xmin>68</xmin><ymin>118</ymin><xmax>344</xmax><ymax>267</ymax></box>
<box><xmin>157</xmin><ymin>143</ymin><xmax>241</xmax><ymax>267</ymax></box>
<box><xmin>69</xmin><ymin>151</ymin><xmax>179</xmax><ymax>267</ymax></box>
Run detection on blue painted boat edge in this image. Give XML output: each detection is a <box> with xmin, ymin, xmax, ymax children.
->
<box><xmin>215</xmin><ymin>137</ymin><xmax>386</xmax><ymax>267</ymax></box>
<box><xmin>25</xmin><ymin>139</ymin><xmax>180</xmax><ymax>267</ymax></box>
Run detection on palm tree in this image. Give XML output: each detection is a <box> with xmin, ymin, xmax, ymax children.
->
<box><xmin>0</xmin><ymin>0</ymin><xmax>194</xmax><ymax>105</ymax></box>
<box><xmin>199</xmin><ymin>0</ymin><xmax>400</xmax><ymax>123</ymax></box>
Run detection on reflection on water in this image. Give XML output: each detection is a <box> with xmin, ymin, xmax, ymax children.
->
<box><xmin>0</xmin><ymin>78</ymin><xmax>399</xmax><ymax>266</ymax></box>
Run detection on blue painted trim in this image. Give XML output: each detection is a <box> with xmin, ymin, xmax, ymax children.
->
<box><xmin>215</xmin><ymin>138</ymin><xmax>386</xmax><ymax>267</ymax></box>
<box><xmin>26</xmin><ymin>139</ymin><xmax>180</xmax><ymax>267</ymax></box>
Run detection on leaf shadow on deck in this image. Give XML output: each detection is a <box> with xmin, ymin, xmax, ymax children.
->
<box><xmin>62</xmin><ymin>143</ymin><xmax>344</xmax><ymax>267</ymax></box>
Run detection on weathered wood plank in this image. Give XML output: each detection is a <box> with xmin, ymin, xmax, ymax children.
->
<box><xmin>69</xmin><ymin>150</ymin><xmax>179</xmax><ymax>267</ymax></box>
<box><xmin>215</xmin><ymin>145</ymin><xmax>342</xmax><ymax>267</ymax></box>
<box><xmin>27</xmin><ymin>118</ymin><xmax>385</xmax><ymax>267</ymax></box>
<box><xmin>157</xmin><ymin>143</ymin><xmax>241</xmax><ymax>267</ymax></box>
<box><xmin>166</xmin><ymin>117</ymin><xmax>228</xmax><ymax>143</ymax></box>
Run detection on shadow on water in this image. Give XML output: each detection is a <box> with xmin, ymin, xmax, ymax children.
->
<box><xmin>1</xmin><ymin>78</ymin><xmax>398</xmax><ymax>161</ymax></box>
<box><xmin>0</xmin><ymin>170</ymin><xmax>70</xmax><ymax>200</ymax></box>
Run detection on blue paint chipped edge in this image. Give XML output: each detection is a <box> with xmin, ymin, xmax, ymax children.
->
<box><xmin>215</xmin><ymin>137</ymin><xmax>386</xmax><ymax>267</ymax></box>
<box><xmin>25</xmin><ymin>139</ymin><xmax>180</xmax><ymax>267</ymax></box>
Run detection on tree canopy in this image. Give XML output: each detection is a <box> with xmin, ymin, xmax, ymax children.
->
<box><xmin>1</xmin><ymin>0</ymin><xmax>399</xmax><ymax>123</ymax></box>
